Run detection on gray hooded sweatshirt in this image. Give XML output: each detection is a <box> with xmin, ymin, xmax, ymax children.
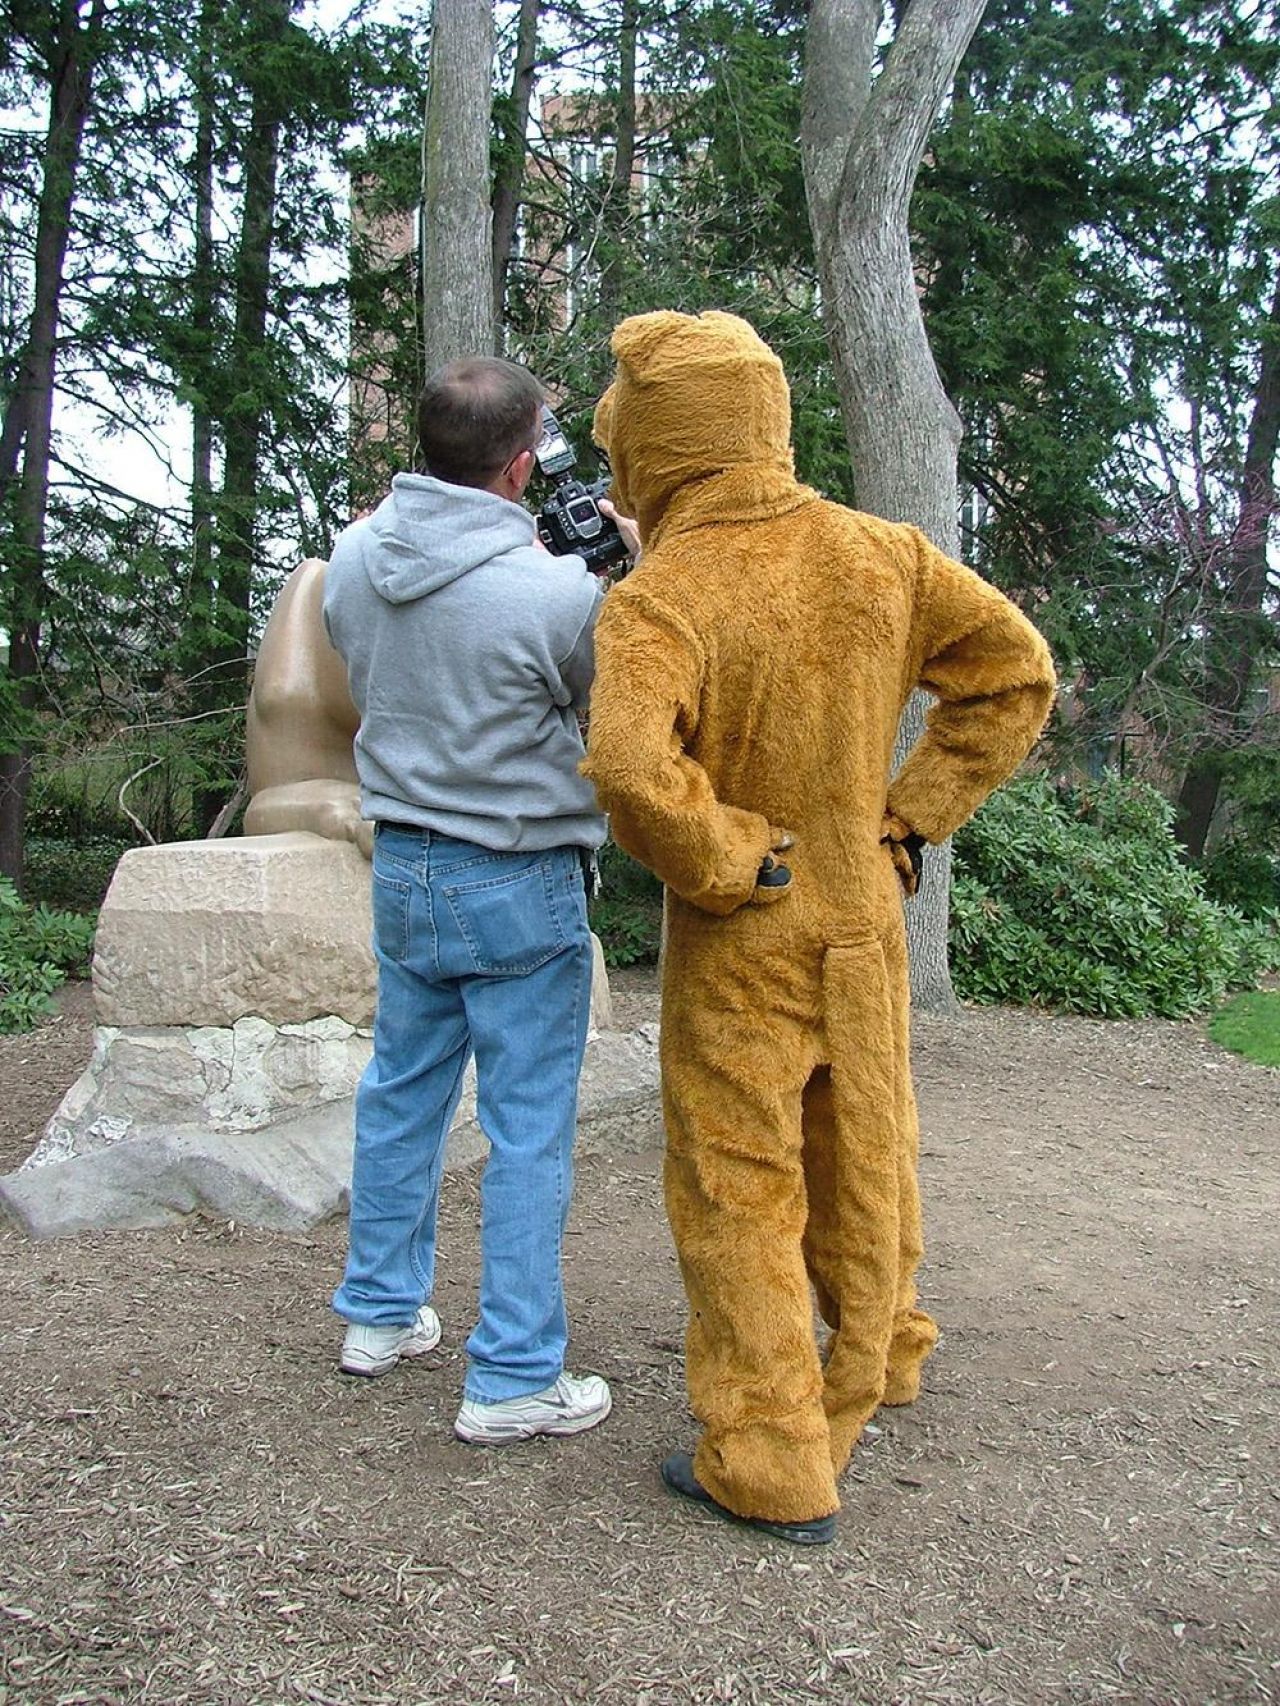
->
<box><xmin>323</xmin><ymin>473</ymin><xmax>606</xmax><ymax>852</ymax></box>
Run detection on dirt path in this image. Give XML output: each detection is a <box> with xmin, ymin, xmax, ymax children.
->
<box><xmin>1</xmin><ymin>979</ymin><xmax>1277</xmax><ymax>1704</ymax></box>
<box><xmin>0</xmin><ymin>980</ymin><xmax>96</xmax><ymax>1176</ymax></box>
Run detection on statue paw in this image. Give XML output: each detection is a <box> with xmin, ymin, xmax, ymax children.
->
<box><xmin>244</xmin><ymin>781</ymin><xmax>372</xmax><ymax>859</ymax></box>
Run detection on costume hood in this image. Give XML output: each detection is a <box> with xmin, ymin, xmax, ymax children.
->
<box><xmin>593</xmin><ymin>310</ymin><xmax>804</xmax><ymax>545</ymax></box>
<box><xmin>359</xmin><ymin>472</ymin><xmax>536</xmax><ymax>604</ymax></box>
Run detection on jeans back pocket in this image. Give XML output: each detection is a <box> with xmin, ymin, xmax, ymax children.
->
<box><xmin>371</xmin><ymin>868</ymin><xmax>412</xmax><ymax>963</ymax></box>
<box><xmin>443</xmin><ymin>856</ymin><xmax>570</xmax><ymax>976</ymax></box>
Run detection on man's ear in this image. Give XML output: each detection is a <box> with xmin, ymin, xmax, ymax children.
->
<box><xmin>509</xmin><ymin>446</ymin><xmax>537</xmax><ymax>498</ymax></box>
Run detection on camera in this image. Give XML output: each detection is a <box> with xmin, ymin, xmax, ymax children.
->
<box><xmin>534</xmin><ymin>405</ymin><xmax>632</xmax><ymax>576</ymax></box>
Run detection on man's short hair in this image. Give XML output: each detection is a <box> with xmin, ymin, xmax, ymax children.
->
<box><xmin>416</xmin><ymin>357</ymin><xmax>544</xmax><ymax>488</ymax></box>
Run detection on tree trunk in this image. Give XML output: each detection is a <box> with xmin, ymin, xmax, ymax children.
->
<box><xmin>1173</xmin><ymin>262</ymin><xmax>1280</xmax><ymax>858</ymax></box>
<box><xmin>178</xmin><ymin>0</ymin><xmax>223</xmax><ymax>831</ymax></box>
<box><xmin>421</xmin><ymin>0</ymin><xmax>495</xmax><ymax>377</ymax></box>
<box><xmin>598</xmin><ymin>0</ymin><xmax>639</xmax><ymax>321</ymax></box>
<box><xmin>0</xmin><ymin>0</ymin><xmax>104</xmax><ymax>888</ymax></box>
<box><xmin>194</xmin><ymin>0</ymin><xmax>287</xmax><ymax>831</ymax></box>
<box><xmin>490</xmin><ymin>0</ymin><xmax>539</xmax><ymax>329</ymax></box>
<box><xmin>801</xmin><ymin>0</ymin><xmax>987</xmax><ymax>1012</ymax></box>
<box><xmin>217</xmin><ymin>0</ymin><xmax>286</xmax><ymax>656</ymax></box>
<box><xmin>190</xmin><ymin>0</ymin><xmax>218</xmax><ymax>613</ymax></box>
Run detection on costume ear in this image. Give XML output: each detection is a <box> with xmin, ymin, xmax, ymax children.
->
<box><xmin>592</xmin><ymin>384</ymin><xmax>617</xmax><ymax>455</ymax></box>
<box><xmin>697</xmin><ymin>310</ymin><xmax>777</xmax><ymax>363</ymax></box>
<box><xmin>610</xmin><ymin>310</ymin><xmax>693</xmax><ymax>373</ymax></box>
<box><xmin>611</xmin><ymin>309</ymin><xmax>786</xmax><ymax>397</ymax></box>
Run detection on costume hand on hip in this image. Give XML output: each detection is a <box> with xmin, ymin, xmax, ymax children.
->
<box><xmin>756</xmin><ymin>828</ymin><xmax>796</xmax><ymax>898</ymax></box>
<box><xmin>880</xmin><ymin>812</ymin><xmax>924</xmax><ymax>897</ymax></box>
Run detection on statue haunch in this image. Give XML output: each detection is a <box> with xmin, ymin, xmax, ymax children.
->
<box><xmin>245</xmin><ymin>559</ymin><xmax>373</xmax><ymax>859</ymax></box>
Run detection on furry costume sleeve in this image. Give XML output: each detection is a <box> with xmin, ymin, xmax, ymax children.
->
<box><xmin>885</xmin><ymin>532</ymin><xmax>1057</xmax><ymax>845</ymax></box>
<box><xmin>583</xmin><ymin>586</ymin><xmax>784</xmax><ymax>916</ymax></box>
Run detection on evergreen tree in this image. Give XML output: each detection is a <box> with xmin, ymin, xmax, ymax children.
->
<box><xmin>2</xmin><ymin>0</ymin><xmax>428</xmax><ymax>866</ymax></box>
<box><xmin>915</xmin><ymin>0</ymin><xmax>1280</xmax><ymax>852</ymax></box>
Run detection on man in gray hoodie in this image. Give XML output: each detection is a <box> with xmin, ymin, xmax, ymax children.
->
<box><xmin>323</xmin><ymin>356</ymin><xmax>614</xmax><ymax>1445</ymax></box>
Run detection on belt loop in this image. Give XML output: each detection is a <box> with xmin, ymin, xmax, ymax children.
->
<box><xmin>579</xmin><ymin>847</ymin><xmax>600</xmax><ymax>900</ymax></box>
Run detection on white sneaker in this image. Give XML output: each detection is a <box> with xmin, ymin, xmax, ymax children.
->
<box><xmin>454</xmin><ymin>1372</ymin><xmax>612</xmax><ymax>1445</ymax></box>
<box><xmin>340</xmin><ymin>1305</ymin><xmax>442</xmax><ymax>1377</ymax></box>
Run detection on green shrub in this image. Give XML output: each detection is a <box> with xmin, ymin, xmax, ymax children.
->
<box><xmin>950</xmin><ymin>775</ymin><xmax>1280</xmax><ymax>1019</ymax></box>
<box><xmin>25</xmin><ymin>834</ymin><xmax>132</xmax><ymax>913</ymax></box>
<box><xmin>589</xmin><ymin>841</ymin><xmax>663</xmax><ymax>966</ymax></box>
<box><xmin>596</xmin><ymin>839</ymin><xmax>663</xmax><ymax>905</ymax></box>
<box><xmin>590</xmin><ymin>896</ymin><xmax>662</xmax><ymax>966</ymax></box>
<box><xmin>0</xmin><ymin>878</ymin><xmax>97</xmax><ymax>1034</ymax></box>
<box><xmin>1199</xmin><ymin>838</ymin><xmax>1280</xmax><ymax>919</ymax></box>
<box><xmin>28</xmin><ymin>712</ymin><xmax>245</xmax><ymax>847</ymax></box>
<box><xmin>26</xmin><ymin>765</ymin><xmax>125</xmax><ymax>840</ymax></box>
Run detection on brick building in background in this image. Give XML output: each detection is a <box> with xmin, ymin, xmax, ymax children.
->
<box><xmin>348</xmin><ymin>90</ymin><xmax>672</xmax><ymax>498</ymax></box>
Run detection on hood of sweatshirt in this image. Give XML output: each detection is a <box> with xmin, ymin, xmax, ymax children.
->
<box><xmin>592</xmin><ymin>309</ymin><xmax>811</xmax><ymax>547</ymax></box>
<box><xmin>361</xmin><ymin>472</ymin><xmax>537</xmax><ymax>604</ymax></box>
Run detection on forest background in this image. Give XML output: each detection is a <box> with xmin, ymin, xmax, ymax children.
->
<box><xmin>0</xmin><ymin>0</ymin><xmax>1277</xmax><ymax>1029</ymax></box>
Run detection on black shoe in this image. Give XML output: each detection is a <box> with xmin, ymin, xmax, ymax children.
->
<box><xmin>660</xmin><ymin>1451</ymin><xmax>837</xmax><ymax>1546</ymax></box>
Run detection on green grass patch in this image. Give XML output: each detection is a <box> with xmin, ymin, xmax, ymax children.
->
<box><xmin>1209</xmin><ymin>991</ymin><xmax>1280</xmax><ymax>1068</ymax></box>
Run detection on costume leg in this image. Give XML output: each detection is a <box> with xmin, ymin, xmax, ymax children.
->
<box><xmin>334</xmin><ymin>839</ymin><xmax>472</xmax><ymax>1326</ymax></box>
<box><xmin>662</xmin><ymin>957</ymin><xmax>838</xmax><ymax>1524</ymax></box>
<box><xmin>434</xmin><ymin>845</ymin><xmax>594</xmax><ymax>1403</ymax></box>
<box><xmin>881</xmin><ymin>1089</ymin><xmax>938</xmax><ymax>1404</ymax></box>
<box><xmin>808</xmin><ymin>942</ymin><xmax>905</xmax><ymax>1478</ymax></box>
<box><xmin>881</xmin><ymin>927</ymin><xmax>937</xmax><ymax>1404</ymax></box>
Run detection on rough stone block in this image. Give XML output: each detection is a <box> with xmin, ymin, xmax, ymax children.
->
<box><xmin>27</xmin><ymin>1015</ymin><xmax>374</xmax><ymax>1166</ymax></box>
<box><xmin>0</xmin><ymin>831</ymin><xmax>638</xmax><ymax>1237</ymax></box>
<box><xmin>92</xmin><ymin>833</ymin><xmax>615</xmax><ymax>1033</ymax></box>
<box><xmin>94</xmin><ymin>833</ymin><xmax>376</xmax><ymax>1028</ymax></box>
<box><xmin>0</xmin><ymin>1025</ymin><xmax>661</xmax><ymax>1239</ymax></box>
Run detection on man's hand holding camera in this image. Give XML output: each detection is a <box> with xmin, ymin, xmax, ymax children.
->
<box><xmin>598</xmin><ymin>499</ymin><xmax>641</xmax><ymax>562</ymax></box>
<box><xmin>533</xmin><ymin>405</ymin><xmax>637</xmax><ymax>576</ymax></box>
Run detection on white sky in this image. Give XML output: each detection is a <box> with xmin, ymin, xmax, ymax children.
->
<box><xmin>34</xmin><ymin>1</ymin><xmax>394</xmax><ymax>521</ymax></box>
<box><xmin>48</xmin><ymin>1</ymin><xmax>531</xmax><ymax>524</ymax></box>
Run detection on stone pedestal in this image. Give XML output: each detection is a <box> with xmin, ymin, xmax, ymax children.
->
<box><xmin>93</xmin><ymin>833</ymin><xmax>379</xmax><ymax>1028</ymax></box>
<box><xmin>0</xmin><ymin>832</ymin><xmax>649</xmax><ymax>1238</ymax></box>
<box><xmin>27</xmin><ymin>1015</ymin><xmax>374</xmax><ymax>1169</ymax></box>
<box><xmin>92</xmin><ymin>832</ymin><xmax>613</xmax><ymax>1032</ymax></box>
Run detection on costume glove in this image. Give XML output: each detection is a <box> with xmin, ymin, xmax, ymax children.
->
<box><xmin>880</xmin><ymin>812</ymin><xmax>925</xmax><ymax>897</ymax></box>
<box><xmin>755</xmin><ymin>828</ymin><xmax>796</xmax><ymax>900</ymax></box>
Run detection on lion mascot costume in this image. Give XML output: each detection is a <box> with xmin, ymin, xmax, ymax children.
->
<box><xmin>582</xmin><ymin>310</ymin><xmax>1056</xmax><ymax>1530</ymax></box>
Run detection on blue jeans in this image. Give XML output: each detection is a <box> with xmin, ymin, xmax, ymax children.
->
<box><xmin>333</xmin><ymin>827</ymin><xmax>593</xmax><ymax>1402</ymax></box>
